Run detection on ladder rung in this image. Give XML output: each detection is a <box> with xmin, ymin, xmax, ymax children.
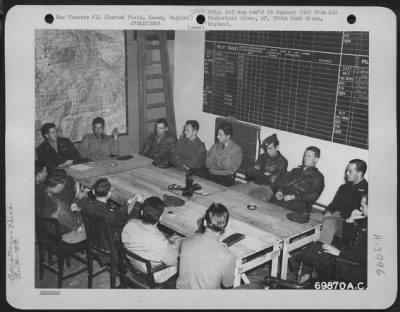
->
<box><xmin>143</xmin><ymin>33</ymin><xmax>161</xmax><ymax>40</ymax></box>
<box><xmin>146</xmin><ymin>118</ymin><xmax>162</xmax><ymax>124</ymax></box>
<box><xmin>146</xmin><ymin>45</ymin><xmax>161</xmax><ymax>50</ymax></box>
<box><xmin>146</xmin><ymin>88</ymin><xmax>165</xmax><ymax>94</ymax></box>
<box><xmin>148</xmin><ymin>61</ymin><xmax>162</xmax><ymax>65</ymax></box>
<box><xmin>146</xmin><ymin>74</ymin><xmax>163</xmax><ymax>79</ymax></box>
<box><xmin>146</xmin><ymin>102</ymin><xmax>166</xmax><ymax>109</ymax></box>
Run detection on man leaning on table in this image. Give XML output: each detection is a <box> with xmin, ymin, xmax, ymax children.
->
<box><xmin>79</xmin><ymin>117</ymin><xmax>120</xmax><ymax>161</ymax></box>
<box><xmin>36</xmin><ymin>122</ymin><xmax>83</xmax><ymax>170</ymax></box>
<box><xmin>79</xmin><ymin>178</ymin><xmax>144</xmax><ymax>237</ymax></box>
<box><xmin>177</xmin><ymin>203</ymin><xmax>236</xmax><ymax>289</ymax></box>
<box><xmin>122</xmin><ymin>196</ymin><xmax>182</xmax><ymax>284</ymax></box>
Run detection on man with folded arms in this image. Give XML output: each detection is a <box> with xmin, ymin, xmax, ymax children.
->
<box><xmin>177</xmin><ymin>203</ymin><xmax>236</xmax><ymax>289</ymax></box>
<box><xmin>231</xmin><ymin>133</ymin><xmax>287</xmax><ymax>200</ymax></box>
<box><xmin>79</xmin><ymin>117</ymin><xmax>120</xmax><ymax>161</ymax></box>
<box><xmin>318</xmin><ymin>159</ymin><xmax>368</xmax><ymax>245</ymax></box>
<box><xmin>139</xmin><ymin>118</ymin><xmax>177</xmax><ymax>168</ymax></box>
<box><xmin>274</xmin><ymin>146</ymin><xmax>325</xmax><ymax>224</ymax></box>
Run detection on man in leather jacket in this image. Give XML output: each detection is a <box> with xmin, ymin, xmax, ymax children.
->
<box><xmin>139</xmin><ymin>118</ymin><xmax>177</xmax><ymax>168</ymax></box>
<box><xmin>274</xmin><ymin>146</ymin><xmax>325</xmax><ymax>223</ymax></box>
<box><xmin>231</xmin><ymin>133</ymin><xmax>288</xmax><ymax>201</ymax></box>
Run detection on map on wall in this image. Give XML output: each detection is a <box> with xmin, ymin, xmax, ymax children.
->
<box><xmin>35</xmin><ymin>30</ymin><xmax>127</xmax><ymax>146</ymax></box>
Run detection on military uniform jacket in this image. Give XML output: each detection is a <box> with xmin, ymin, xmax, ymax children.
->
<box><xmin>37</xmin><ymin>137</ymin><xmax>82</xmax><ymax>170</ymax></box>
<box><xmin>326</xmin><ymin>180</ymin><xmax>368</xmax><ymax>219</ymax></box>
<box><xmin>248</xmin><ymin>152</ymin><xmax>288</xmax><ymax>189</ymax></box>
<box><xmin>277</xmin><ymin>166</ymin><xmax>325</xmax><ymax>210</ymax></box>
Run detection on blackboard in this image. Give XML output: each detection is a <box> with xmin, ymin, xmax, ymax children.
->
<box><xmin>203</xmin><ymin>31</ymin><xmax>369</xmax><ymax>149</ymax></box>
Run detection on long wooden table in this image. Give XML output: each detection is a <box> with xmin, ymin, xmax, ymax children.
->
<box><xmin>66</xmin><ymin>155</ymin><xmax>322</xmax><ymax>285</ymax></box>
<box><xmin>65</xmin><ymin>154</ymin><xmax>153</xmax><ymax>180</ymax></box>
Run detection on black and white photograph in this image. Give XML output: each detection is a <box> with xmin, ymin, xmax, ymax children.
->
<box><xmin>5</xmin><ymin>5</ymin><xmax>397</xmax><ymax>309</ymax></box>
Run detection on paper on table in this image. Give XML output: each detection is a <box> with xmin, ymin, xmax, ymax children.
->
<box><xmin>68</xmin><ymin>164</ymin><xmax>93</xmax><ymax>171</ymax></box>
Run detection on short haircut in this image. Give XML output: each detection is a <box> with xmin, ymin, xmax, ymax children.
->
<box><xmin>305</xmin><ymin>146</ymin><xmax>321</xmax><ymax>158</ymax></box>
<box><xmin>185</xmin><ymin>120</ymin><xmax>200</xmax><ymax>132</ymax></box>
<box><xmin>205</xmin><ymin>203</ymin><xmax>230</xmax><ymax>233</ymax></box>
<box><xmin>217</xmin><ymin>123</ymin><xmax>233</xmax><ymax>137</ymax></box>
<box><xmin>45</xmin><ymin>169</ymin><xmax>67</xmax><ymax>188</ymax></box>
<box><xmin>41</xmin><ymin>123</ymin><xmax>56</xmax><ymax>138</ymax></box>
<box><xmin>92</xmin><ymin>178</ymin><xmax>111</xmax><ymax>197</ymax></box>
<box><xmin>92</xmin><ymin>117</ymin><xmax>105</xmax><ymax>127</ymax></box>
<box><xmin>156</xmin><ymin>118</ymin><xmax>168</xmax><ymax>128</ymax></box>
<box><xmin>141</xmin><ymin>196</ymin><xmax>165</xmax><ymax>224</ymax></box>
<box><xmin>349</xmin><ymin>159</ymin><xmax>367</xmax><ymax>176</ymax></box>
<box><xmin>35</xmin><ymin>160</ymin><xmax>46</xmax><ymax>176</ymax></box>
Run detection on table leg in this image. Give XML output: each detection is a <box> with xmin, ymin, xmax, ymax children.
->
<box><xmin>280</xmin><ymin>239</ymin><xmax>290</xmax><ymax>280</ymax></box>
<box><xmin>314</xmin><ymin>224</ymin><xmax>322</xmax><ymax>240</ymax></box>
<box><xmin>233</xmin><ymin>258</ymin><xmax>242</xmax><ymax>287</ymax></box>
<box><xmin>240</xmin><ymin>273</ymin><xmax>250</xmax><ymax>284</ymax></box>
<box><xmin>270</xmin><ymin>243</ymin><xmax>281</xmax><ymax>277</ymax></box>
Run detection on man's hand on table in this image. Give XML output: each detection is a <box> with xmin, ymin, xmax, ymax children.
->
<box><xmin>71</xmin><ymin>203</ymin><xmax>81</xmax><ymax>212</ymax></box>
<box><xmin>127</xmin><ymin>193</ymin><xmax>145</xmax><ymax>214</ymax></box>
<box><xmin>77</xmin><ymin>190</ymin><xmax>88</xmax><ymax>200</ymax></box>
<box><xmin>283</xmin><ymin>194</ymin><xmax>296</xmax><ymax>201</ymax></box>
<box><xmin>112</xmin><ymin>127</ymin><xmax>119</xmax><ymax>140</ymax></box>
<box><xmin>275</xmin><ymin>191</ymin><xmax>283</xmax><ymax>201</ymax></box>
<box><xmin>346</xmin><ymin>209</ymin><xmax>365</xmax><ymax>223</ymax></box>
<box><xmin>59</xmin><ymin>160</ymin><xmax>74</xmax><ymax>167</ymax></box>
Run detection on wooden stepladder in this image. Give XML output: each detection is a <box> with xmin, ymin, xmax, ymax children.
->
<box><xmin>137</xmin><ymin>31</ymin><xmax>176</xmax><ymax>147</ymax></box>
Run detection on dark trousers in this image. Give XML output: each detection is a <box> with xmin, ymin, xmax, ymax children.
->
<box><xmin>271</xmin><ymin>198</ymin><xmax>307</xmax><ymax>214</ymax></box>
<box><xmin>193</xmin><ymin>168</ymin><xmax>235</xmax><ymax>187</ymax></box>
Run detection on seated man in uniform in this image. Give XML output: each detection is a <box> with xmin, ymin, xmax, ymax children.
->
<box><xmin>170</xmin><ymin>120</ymin><xmax>206</xmax><ymax>171</ymax></box>
<box><xmin>139</xmin><ymin>118</ymin><xmax>177</xmax><ymax>168</ymax></box>
<box><xmin>231</xmin><ymin>133</ymin><xmax>288</xmax><ymax>201</ymax></box>
<box><xmin>177</xmin><ymin>203</ymin><xmax>236</xmax><ymax>289</ymax></box>
<box><xmin>121</xmin><ymin>196</ymin><xmax>181</xmax><ymax>284</ymax></box>
<box><xmin>273</xmin><ymin>146</ymin><xmax>325</xmax><ymax>224</ymax></box>
<box><xmin>197</xmin><ymin>123</ymin><xmax>242</xmax><ymax>186</ymax></box>
<box><xmin>36</xmin><ymin>123</ymin><xmax>83</xmax><ymax>170</ymax></box>
<box><xmin>39</xmin><ymin>169</ymin><xmax>86</xmax><ymax>244</ymax></box>
<box><xmin>318</xmin><ymin>159</ymin><xmax>368</xmax><ymax>245</ymax></box>
<box><xmin>79</xmin><ymin>178</ymin><xmax>144</xmax><ymax>236</ymax></box>
<box><xmin>79</xmin><ymin>117</ymin><xmax>120</xmax><ymax>161</ymax></box>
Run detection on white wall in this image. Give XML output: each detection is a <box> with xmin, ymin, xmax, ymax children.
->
<box><xmin>173</xmin><ymin>31</ymin><xmax>368</xmax><ymax>205</ymax></box>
